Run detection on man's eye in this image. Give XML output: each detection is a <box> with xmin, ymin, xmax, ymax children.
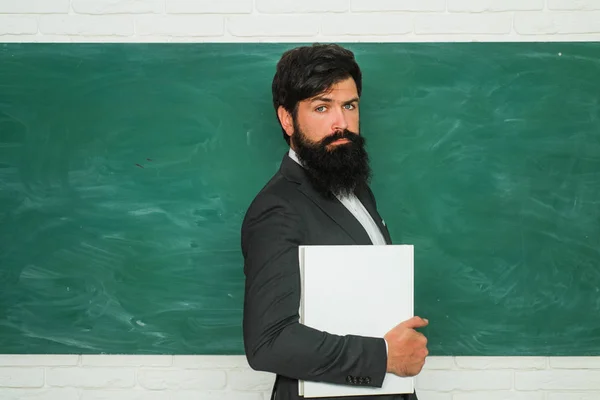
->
<box><xmin>344</xmin><ymin>104</ymin><xmax>356</xmax><ymax>110</ymax></box>
<box><xmin>315</xmin><ymin>106</ymin><xmax>327</xmax><ymax>112</ymax></box>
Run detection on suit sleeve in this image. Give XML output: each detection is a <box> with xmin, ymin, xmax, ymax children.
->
<box><xmin>241</xmin><ymin>193</ymin><xmax>388</xmax><ymax>387</ymax></box>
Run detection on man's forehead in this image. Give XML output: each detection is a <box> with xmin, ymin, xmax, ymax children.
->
<box><xmin>307</xmin><ymin>86</ymin><xmax>359</xmax><ymax>103</ymax></box>
<box><xmin>307</xmin><ymin>94</ymin><xmax>359</xmax><ymax>103</ymax></box>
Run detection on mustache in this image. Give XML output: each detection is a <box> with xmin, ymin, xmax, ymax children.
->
<box><xmin>320</xmin><ymin>129</ymin><xmax>360</xmax><ymax>146</ymax></box>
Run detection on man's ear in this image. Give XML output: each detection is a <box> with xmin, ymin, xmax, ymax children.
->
<box><xmin>277</xmin><ymin>106</ymin><xmax>294</xmax><ymax>139</ymax></box>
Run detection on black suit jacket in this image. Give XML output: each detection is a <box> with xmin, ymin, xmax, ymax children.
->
<box><xmin>241</xmin><ymin>153</ymin><xmax>417</xmax><ymax>400</ymax></box>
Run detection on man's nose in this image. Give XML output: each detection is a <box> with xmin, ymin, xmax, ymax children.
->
<box><xmin>331</xmin><ymin>108</ymin><xmax>348</xmax><ymax>132</ymax></box>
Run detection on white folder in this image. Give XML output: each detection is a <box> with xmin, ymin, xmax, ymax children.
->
<box><xmin>298</xmin><ymin>244</ymin><xmax>415</xmax><ymax>398</ymax></box>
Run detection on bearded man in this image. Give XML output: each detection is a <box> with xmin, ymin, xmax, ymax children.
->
<box><xmin>241</xmin><ymin>43</ymin><xmax>428</xmax><ymax>400</ymax></box>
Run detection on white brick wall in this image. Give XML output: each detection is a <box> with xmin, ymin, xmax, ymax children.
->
<box><xmin>1</xmin><ymin>0</ymin><xmax>600</xmax><ymax>41</ymax></box>
<box><xmin>1</xmin><ymin>0</ymin><xmax>599</xmax><ymax>399</ymax></box>
<box><xmin>1</xmin><ymin>356</ymin><xmax>600</xmax><ymax>399</ymax></box>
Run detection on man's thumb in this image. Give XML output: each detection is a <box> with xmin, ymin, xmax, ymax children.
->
<box><xmin>400</xmin><ymin>316</ymin><xmax>429</xmax><ymax>329</ymax></box>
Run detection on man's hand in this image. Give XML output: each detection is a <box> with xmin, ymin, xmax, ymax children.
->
<box><xmin>384</xmin><ymin>316</ymin><xmax>429</xmax><ymax>377</ymax></box>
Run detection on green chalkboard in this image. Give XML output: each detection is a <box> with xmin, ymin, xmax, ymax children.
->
<box><xmin>1</xmin><ymin>43</ymin><xmax>599</xmax><ymax>356</ymax></box>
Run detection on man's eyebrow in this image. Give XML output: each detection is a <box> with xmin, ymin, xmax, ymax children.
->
<box><xmin>310</xmin><ymin>96</ymin><xmax>334</xmax><ymax>103</ymax></box>
<box><xmin>310</xmin><ymin>96</ymin><xmax>360</xmax><ymax>104</ymax></box>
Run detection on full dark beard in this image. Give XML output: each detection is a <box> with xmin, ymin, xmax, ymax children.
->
<box><xmin>292</xmin><ymin>122</ymin><xmax>371</xmax><ymax>199</ymax></box>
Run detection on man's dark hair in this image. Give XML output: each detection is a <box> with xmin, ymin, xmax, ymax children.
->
<box><xmin>272</xmin><ymin>43</ymin><xmax>363</xmax><ymax>144</ymax></box>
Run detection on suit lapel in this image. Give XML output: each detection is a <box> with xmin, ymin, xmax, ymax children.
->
<box><xmin>354</xmin><ymin>184</ymin><xmax>393</xmax><ymax>245</ymax></box>
<box><xmin>297</xmin><ymin>182</ymin><xmax>373</xmax><ymax>245</ymax></box>
<box><xmin>279</xmin><ymin>153</ymin><xmax>388</xmax><ymax>245</ymax></box>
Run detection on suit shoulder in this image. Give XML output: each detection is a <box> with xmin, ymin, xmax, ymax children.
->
<box><xmin>242</xmin><ymin>170</ymin><xmax>300</xmax><ymax>221</ymax></box>
<box><xmin>240</xmin><ymin>171</ymin><xmax>306</xmax><ymax>255</ymax></box>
